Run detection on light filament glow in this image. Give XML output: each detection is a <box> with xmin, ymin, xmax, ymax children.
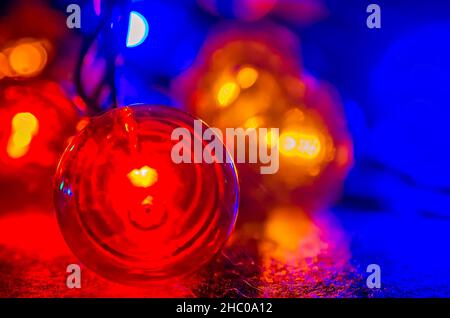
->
<box><xmin>127</xmin><ymin>165</ymin><xmax>158</xmax><ymax>188</ymax></box>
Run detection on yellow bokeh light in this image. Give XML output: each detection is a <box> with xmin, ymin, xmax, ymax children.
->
<box><xmin>8</xmin><ymin>42</ymin><xmax>47</xmax><ymax>77</ymax></box>
<box><xmin>127</xmin><ymin>165</ymin><xmax>158</xmax><ymax>188</ymax></box>
<box><xmin>279</xmin><ymin>131</ymin><xmax>321</xmax><ymax>159</ymax></box>
<box><xmin>12</xmin><ymin>112</ymin><xmax>39</xmax><ymax>134</ymax></box>
<box><xmin>217</xmin><ymin>81</ymin><xmax>240</xmax><ymax>107</ymax></box>
<box><xmin>244</xmin><ymin>116</ymin><xmax>264</xmax><ymax>129</ymax></box>
<box><xmin>12</xmin><ymin>131</ymin><xmax>33</xmax><ymax>148</ymax></box>
<box><xmin>6</xmin><ymin>112</ymin><xmax>39</xmax><ymax>159</ymax></box>
<box><xmin>236</xmin><ymin>66</ymin><xmax>259</xmax><ymax>89</ymax></box>
<box><xmin>279</xmin><ymin>132</ymin><xmax>298</xmax><ymax>156</ymax></box>
<box><xmin>6</xmin><ymin>143</ymin><xmax>30</xmax><ymax>159</ymax></box>
<box><xmin>297</xmin><ymin>133</ymin><xmax>321</xmax><ymax>159</ymax></box>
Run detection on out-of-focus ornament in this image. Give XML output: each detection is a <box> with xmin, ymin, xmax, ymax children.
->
<box><xmin>54</xmin><ymin>105</ymin><xmax>239</xmax><ymax>284</ymax></box>
<box><xmin>272</xmin><ymin>79</ymin><xmax>353</xmax><ymax>211</ymax></box>
<box><xmin>0</xmin><ymin>82</ymin><xmax>78</xmax><ymax>209</ymax></box>
<box><xmin>174</xmin><ymin>24</ymin><xmax>352</xmax><ymax>212</ymax></box>
<box><xmin>173</xmin><ymin>23</ymin><xmax>303</xmax><ymax>126</ymax></box>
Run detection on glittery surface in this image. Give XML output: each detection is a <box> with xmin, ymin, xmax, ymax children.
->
<box><xmin>0</xmin><ymin>204</ymin><xmax>377</xmax><ymax>298</ymax></box>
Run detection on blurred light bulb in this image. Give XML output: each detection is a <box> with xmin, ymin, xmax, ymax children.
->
<box><xmin>8</xmin><ymin>42</ymin><xmax>47</xmax><ymax>77</ymax></box>
<box><xmin>217</xmin><ymin>81</ymin><xmax>240</xmax><ymax>107</ymax></box>
<box><xmin>236</xmin><ymin>66</ymin><xmax>259</xmax><ymax>89</ymax></box>
<box><xmin>297</xmin><ymin>133</ymin><xmax>321</xmax><ymax>159</ymax></box>
<box><xmin>7</xmin><ymin>112</ymin><xmax>39</xmax><ymax>159</ymax></box>
<box><xmin>279</xmin><ymin>132</ymin><xmax>298</xmax><ymax>156</ymax></box>
<box><xmin>12</xmin><ymin>112</ymin><xmax>39</xmax><ymax>134</ymax></box>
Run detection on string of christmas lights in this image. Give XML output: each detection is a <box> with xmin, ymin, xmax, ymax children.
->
<box><xmin>1</xmin><ymin>0</ymin><xmax>353</xmax><ymax>287</ymax></box>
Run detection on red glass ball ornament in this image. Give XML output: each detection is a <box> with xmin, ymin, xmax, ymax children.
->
<box><xmin>54</xmin><ymin>105</ymin><xmax>239</xmax><ymax>285</ymax></box>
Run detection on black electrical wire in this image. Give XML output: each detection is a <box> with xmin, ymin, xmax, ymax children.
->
<box><xmin>74</xmin><ymin>1</ymin><xmax>119</xmax><ymax>115</ymax></box>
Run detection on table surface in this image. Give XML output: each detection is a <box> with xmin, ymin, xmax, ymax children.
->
<box><xmin>0</xmin><ymin>203</ymin><xmax>448</xmax><ymax>297</ymax></box>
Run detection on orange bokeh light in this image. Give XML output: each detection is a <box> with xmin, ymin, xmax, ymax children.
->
<box><xmin>236</xmin><ymin>65</ymin><xmax>259</xmax><ymax>89</ymax></box>
<box><xmin>1</xmin><ymin>39</ymin><xmax>49</xmax><ymax>79</ymax></box>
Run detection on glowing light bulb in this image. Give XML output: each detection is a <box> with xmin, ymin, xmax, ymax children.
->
<box><xmin>126</xmin><ymin>11</ymin><xmax>149</xmax><ymax>48</ymax></box>
<box><xmin>279</xmin><ymin>132</ymin><xmax>298</xmax><ymax>156</ymax></box>
<box><xmin>8</xmin><ymin>42</ymin><xmax>47</xmax><ymax>77</ymax></box>
<box><xmin>127</xmin><ymin>165</ymin><xmax>158</xmax><ymax>188</ymax></box>
<box><xmin>6</xmin><ymin>143</ymin><xmax>29</xmax><ymax>159</ymax></box>
<box><xmin>297</xmin><ymin>134</ymin><xmax>321</xmax><ymax>159</ymax></box>
<box><xmin>12</xmin><ymin>131</ymin><xmax>32</xmax><ymax>148</ymax></box>
<box><xmin>236</xmin><ymin>66</ymin><xmax>259</xmax><ymax>89</ymax></box>
<box><xmin>279</xmin><ymin>131</ymin><xmax>321</xmax><ymax>159</ymax></box>
<box><xmin>7</xmin><ymin>112</ymin><xmax>39</xmax><ymax>158</ymax></box>
<box><xmin>217</xmin><ymin>81</ymin><xmax>240</xmax><ymax>107</ymax></box>
<box><xmin>12</xmin><ymin>112</ymin><xmax>39</xmax><ymax>134</ymax></box>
